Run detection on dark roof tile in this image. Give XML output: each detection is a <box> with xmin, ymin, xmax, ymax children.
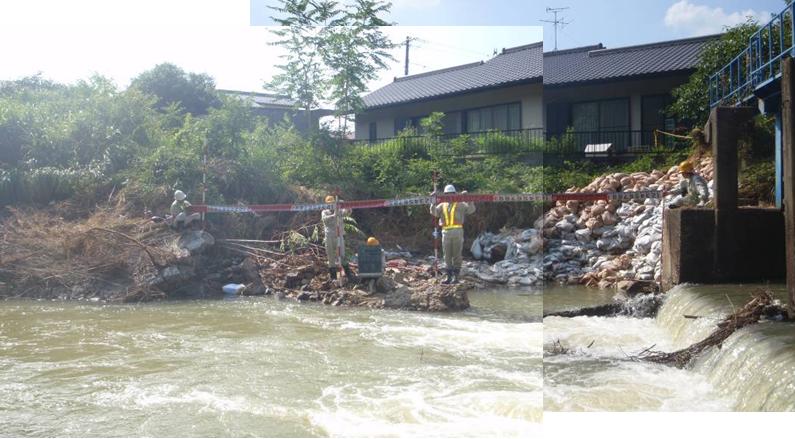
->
<box><xmin>543</xmin><ymin>34</ymin><xmax>718</xmax><ymax>85</ymax></box>
<box><xmin>360</xmin><ymin>35</ymin><xmax>719</xmax><ymax>109</ymax></box>
<box><xmin>362</xmin><ymin>42</ymin><xmax>543</xmax><ymax>108</ymax></box>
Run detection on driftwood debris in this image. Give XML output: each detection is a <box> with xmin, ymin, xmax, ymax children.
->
<box><xmin>543</xmin><ymin>293</ymin><xmax>663</xmax><ymax>319</ymax></box>
<box><xmin>637</xmin><ymin>291</ymin><xmax>789</xmax><ymax>368</ymax></box>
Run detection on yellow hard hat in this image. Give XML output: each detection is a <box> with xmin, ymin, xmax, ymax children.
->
<box><xmin>325</xmin><ymin>195</ymin><xmax>335</xmax><ymax>203</ymax></box>
<box><xmin>678</xmin><ymin>161</ymin><xmax>695</xmax><ymax>173</ymax></box>
<box><xmin>366</xmin><ymin>237</ymin><xmax>380</xmax><ymax>246</ymax></box>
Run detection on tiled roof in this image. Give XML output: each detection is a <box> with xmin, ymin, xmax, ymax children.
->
<box><xmin>360</xmin><ymin>35</ymin><xmax>719</xmax><ymax>110</ymax></box>
<box><xmin>543</xmin><ymin>34</ymin><xmax>719</xmax><ymax>86</ymax></box>
<box><xmin>219</xmin><ymin>90</ymin><xmax>297</xmax><ymax>108</ymax></box>
<box><xmin>362</xmin><ymin>42</ymin><xmax>543</xmax><ymax>109</ymax></box>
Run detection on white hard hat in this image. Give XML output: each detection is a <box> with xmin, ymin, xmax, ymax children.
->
<box><xmin>444</xmin><ymin>184</ymin><xmax>456</xmax><ymax>193</ymax></box>
<box><xmin>174</xmin><ymin>190</ymin><xmax>186</xmax><ymax>201</ymax></box>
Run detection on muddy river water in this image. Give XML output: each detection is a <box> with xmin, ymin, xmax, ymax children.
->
<box><xmin>2</xmin><ymin>283</ymin><xmax>794</xmax><ymax>437</ymax></box>
<box><xmin>0</xmin><ymin>289</ymin><xmax>542</xmax><ymax>437</ymax></box>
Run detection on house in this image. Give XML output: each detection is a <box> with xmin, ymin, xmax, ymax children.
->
<box><xmin>356</xmin><ymin>42</ymin><xmax>543</xmax><ymax>140</ymax></box>
<box><xmin>355</xmin><ymin>35</ymin><xmax>718</xmax><ymax>153</ymax></box>
<box><xmin>219</xmin><ymin>90</ymin><xmax>334</xmax><ymax>134</ymax></box>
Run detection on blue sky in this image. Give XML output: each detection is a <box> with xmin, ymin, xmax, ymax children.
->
<box><xmin>253</xmin><ymin>0</ymin><xmax>782</xmax><ymax>50</ymax></box>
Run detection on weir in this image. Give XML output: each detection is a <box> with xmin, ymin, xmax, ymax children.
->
<box><xmin>666</xmin><ymin>5</ymin><xmax>795</xmax><ymax>312</ymax></box>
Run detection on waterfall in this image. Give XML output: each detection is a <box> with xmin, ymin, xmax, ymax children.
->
<box><xmin>655</xmin><ymin>285</ymin><xmax>795</xmax><ymax>411</ymax></box>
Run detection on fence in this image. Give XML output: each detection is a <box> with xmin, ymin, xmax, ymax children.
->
<box><xmin>347</xmin><ymin>128</ymin><xmax>689</xmax><ymax>158</ymax></box>
<box><xmin>709</xmin><ymin>2</ymin><xmax>794</xmax><ymax>107</ymax></box>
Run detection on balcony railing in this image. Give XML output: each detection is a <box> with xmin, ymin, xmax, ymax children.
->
<box><xmin>348</xmin><ymin>128</ymin><xmax>689</xmax><ymax>157</ymax></box>
<box><xmin>709</xmin><ymin>2</ymin><xmax>794</xmax><ymax>107</ymax></box>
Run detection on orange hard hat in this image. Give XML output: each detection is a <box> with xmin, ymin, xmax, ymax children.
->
<box><xmin>366</xmin><ymin>237</ymin><xmax>380</xmax><ymax>246</ymax></box>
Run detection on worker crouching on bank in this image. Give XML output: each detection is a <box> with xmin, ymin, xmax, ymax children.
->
<box><xmin>430</xmin><ymin>184</ymin><xmax>476</xmax><ymax>284</ymax></box>
<box><xmin>667</xmin><ymin>161</ymin><xmax>709</xmax><ymax>208</ymax></box>
<box><xmin>321</xmin><ymin>195</ymin><xmax>355</xmax><ymax>281</ymax></box>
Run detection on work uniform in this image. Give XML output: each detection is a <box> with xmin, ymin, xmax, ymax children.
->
<box><xmin>170</xmin><ymin>199</ymin><xmax>201</xmax><ymax>227</ymax></box>
<box><xmin>430</xmin><ymin>201</ymin><xmax>475</xmax><ymax>270</ymax></box>
<box><xmin>668</xmin><ymin>173</ymin><xmax>709</xmax><ymax>208</ymax></box>
<box><xmin>322</xmin><ymin>206</ymin><xmax>351</xmax><ymax>268</ymax></box>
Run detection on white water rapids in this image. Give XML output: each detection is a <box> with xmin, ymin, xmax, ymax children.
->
<box><xmin>2</xmin><ymin>283</ymin><xmax>794</xmax><ymax>438</ymax></box>
<box><xmin>0</xmin><ymin>289</ymin><xmax>542</xmax><ymax>437</ymax></box>
<box><xmin>544</xmin><ymin>284</ymin><xmax>795</xmax><ymax>411</ymax></box>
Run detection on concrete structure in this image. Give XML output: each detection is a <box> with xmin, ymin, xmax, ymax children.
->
<box><xmin>661</xmin><ymin>208</ymin><xmax>785</xmax><ymax>290</ymax></box>
<box><xmin>219</xmin><ymin>90</ymin><xmax>333</xmax><ymax>134</ymax></box>
<box><xmin>356</xmin><ymin>35</ymin><xmax>717</xmax><ymax>150</ymax></box>
<box><xmin>662</xmin><ymin>107</ymin><xmax>786</xmax><ymax>291</ymax></box>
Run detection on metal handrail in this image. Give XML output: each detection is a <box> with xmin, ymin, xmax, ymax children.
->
<box><xmin>710</xmin><ymin>2</ymin><xmax>794</xmax><ymax>107</ymax></box>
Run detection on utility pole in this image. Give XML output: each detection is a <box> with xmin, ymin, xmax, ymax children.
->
<box><xmin>404</xmin><ymin>36</ymin><xmax>411</xmax><ymax>76</ymax></box>
<box><xmin>541</xmin><ymin>6</ymin><xmax>570</xmax><ymax>51</ymax></box>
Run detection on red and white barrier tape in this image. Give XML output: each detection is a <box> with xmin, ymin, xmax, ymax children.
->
<box><xmin>191</xmin><ymin>190</ymin><xmax>662</xmax><ymax>214</ymax></box>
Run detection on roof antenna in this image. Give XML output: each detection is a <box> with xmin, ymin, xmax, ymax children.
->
<box><xmin>541</xmin><ymin>6</ymin><xmax>570</xmax><ymax>51</ymax></box>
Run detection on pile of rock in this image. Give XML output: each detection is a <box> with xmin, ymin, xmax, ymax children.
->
<box><xmin>467</xmin><ymin>156</ymin><xmax>714</xmax><ymax>289</ymax></box>
<box><xmin>465</xmin><ymin>229</ymin><xmax>544</xmax><ymax>285</ymax></box>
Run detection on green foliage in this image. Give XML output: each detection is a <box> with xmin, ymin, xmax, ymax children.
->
<box><xmin>129</xmin><ymin>63</ymin><xmax>220</xmax><ymax>115</ymax></box>
<box><xmin>267</xmin><ymin>0</ymin><xmax>394</xmax><ymax>135</ymax></box>
<box><xmin>420</xmin><ymin>112</ymin><xmax>445</xmax><ymax>138</ymax></box>
<box><xmin>669</xmin><ymin>20</ymin><xmax>760</xmax><ymax>125</ymax></box>
<box><xmin>739</xmin><ymin>160</ymin><xmax>776</xmax><ymax>204</ymax></box>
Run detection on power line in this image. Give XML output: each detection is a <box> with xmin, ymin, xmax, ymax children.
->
<box><xmin>541</xmin><ymin>6</ymin><xmax>570</xmax><ymax>51</ymax></box>
<box><xmin>414</xmin><ymin>38</ymin><xmax>486</xmax><ymax>58</ymax></box>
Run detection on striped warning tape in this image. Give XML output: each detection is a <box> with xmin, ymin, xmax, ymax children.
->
<box><xmin>191</xmin><ymin>190</ymin><xmax>661</xmax><ymax>214</ymax></box>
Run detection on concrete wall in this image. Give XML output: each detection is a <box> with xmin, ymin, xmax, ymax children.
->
<box><xmin>662</xmin><ymin>208</ymin><xmax>786</xmax><ymax>290</ymax></box>
<box><xmin>354</xmin><ymin>82</ymin><xmax>544</xmax><ymax>139</ymax></box>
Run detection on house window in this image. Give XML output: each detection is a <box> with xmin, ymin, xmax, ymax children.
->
<box><xmin>368</xmin><ymin>122</ymin><xmax>377</xmax><ymax>141</ymax></box>
<box><xmin>464</xmin><ymin>102</ymin><xmax>521</xmax><ymax>133</ymax></box>
<box><xmin>571</xmin><ymin>98</ymin><xmax>630</xmax><ymax>151</ymax></box>
<box><xmin>394</xmin><ymin>116</ymin><xmax>424</xmax><ymax>135</ymax></box>
<box><xmin>641</xmin><ymin>94</ymin><xmax>676</xmax><ymax>145</ymax></box>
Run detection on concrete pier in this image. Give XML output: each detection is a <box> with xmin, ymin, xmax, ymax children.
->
<box><xmin>662</xmin><ymin>208</ymin><xmax>785</xmax><ymax>291</ymax></box>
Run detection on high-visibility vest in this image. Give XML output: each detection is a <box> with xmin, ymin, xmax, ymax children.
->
<box><xmin>442</xmin><ymin>202</ymin><xmax>463</xmax><ymax>230</ymax></box>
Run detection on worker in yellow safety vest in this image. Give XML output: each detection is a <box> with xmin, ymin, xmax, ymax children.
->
<box><xmin>430</xmin><ymin>184</ymin><xmax>476</xmax><ymax>284</ymax></box>
<box><xmin>321</xmin><ymin>195</ymin><xmax>355</xmax><ymax>281</ymax></box>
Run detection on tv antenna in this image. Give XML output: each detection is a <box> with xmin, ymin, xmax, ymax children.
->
<box><xmin>541</xmin><ymin>6</ymin><xmax>570</xmax><ymax>51</ymax></box>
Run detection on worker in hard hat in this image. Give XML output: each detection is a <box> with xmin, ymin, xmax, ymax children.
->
<box><xmin>321</xmin><ymin>195</ymin><xmax>355</xmax><ymax>281</ymax></box>
<box><xmin>667</xmin><ymin>161</ymin><xmax>710</xmax><ymax>208</ymax></box>
<box><xmin>170</xmin><ymin>190</ymin><xmax>201</xmax><ymax>229</ymax></box>
<box><xmin>430</xmin><ymin>184</ymin><xmax>476</xmax><ymax>284</ymax></box>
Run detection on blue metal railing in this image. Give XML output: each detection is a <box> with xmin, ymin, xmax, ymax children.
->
<box><xmin>709</xmin><ymin>3</ymin><xmax>794</xmax><ymax>107</ymax></box>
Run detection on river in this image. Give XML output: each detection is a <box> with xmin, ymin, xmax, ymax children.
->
<box><xmin>0</xmin><ymin>289</ymin><xmax>543</xmax><ymax>437</ymax></box>
<box><xmin>3</xmin><ymin>283</ymin><xmax>794</xmax><ymax>437</ymax></box>
<box><xmin>544</xmin><ymin>284</ymin><xmax>795</xmax><ymax>411</ymax></box>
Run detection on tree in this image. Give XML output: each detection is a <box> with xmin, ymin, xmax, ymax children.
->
<box><xmin>320</xmin><ymin>0</ymin><xmax>395</xmax><ymax>138</ymax></box>
<box><xmin>267</xmin><ymin>0</ymin><xmax>333</xmax><ymax>133</ymax></box>
<box><xmin>668</xmin><ymin>20</ymin><xmax>760</xmax><ymax>125</ymax></box>
<box><xmin>130</xmin><ymin>63</ymin><xmax>220</xmax><ymax>115</ymax></box>
<box><xmin>267</xmin><ymin>0</ymin><xmax>394</xmax><ymax>137</ymax></box>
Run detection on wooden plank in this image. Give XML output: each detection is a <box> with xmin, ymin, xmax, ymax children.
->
<box><xmin>781</xmin><ymin>57</ymin><xmax>795</xmax><ymax>315</ymax></box>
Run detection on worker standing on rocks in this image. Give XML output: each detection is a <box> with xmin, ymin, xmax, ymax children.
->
<box><xmin>431</xmin><ymin>184</ymin><xmax>476</xmax><ymax>284</ymax></box>
<box><xmin>322</xmin><ymin>195</ymin><xmax>355</xmax><ymax>281</ymax></box>
<box><xmin>667</xmin><ymin>161</ymin><xmax>709</xmax><ymax>208</ymax></box>
<box><xmin>170</xmin><ymin>190</ymin><xmax>201</xmax><ymax>229</ymax></box>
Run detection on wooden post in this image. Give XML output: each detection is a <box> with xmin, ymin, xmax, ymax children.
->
<box><xmin>782</xmin><ymin>57</ymin><xmax>795</xmax><ymax>315</ymax></box>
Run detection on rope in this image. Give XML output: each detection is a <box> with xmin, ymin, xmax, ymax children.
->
<box><xmin>192</xmin><ymin>191</ymin><xmax>662</xmax><ymax>214</ymax></box>
<box><xmin>653</xmin><ymin>129</ymin><xmax>692</xmax><ymax>148</ymax></box>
